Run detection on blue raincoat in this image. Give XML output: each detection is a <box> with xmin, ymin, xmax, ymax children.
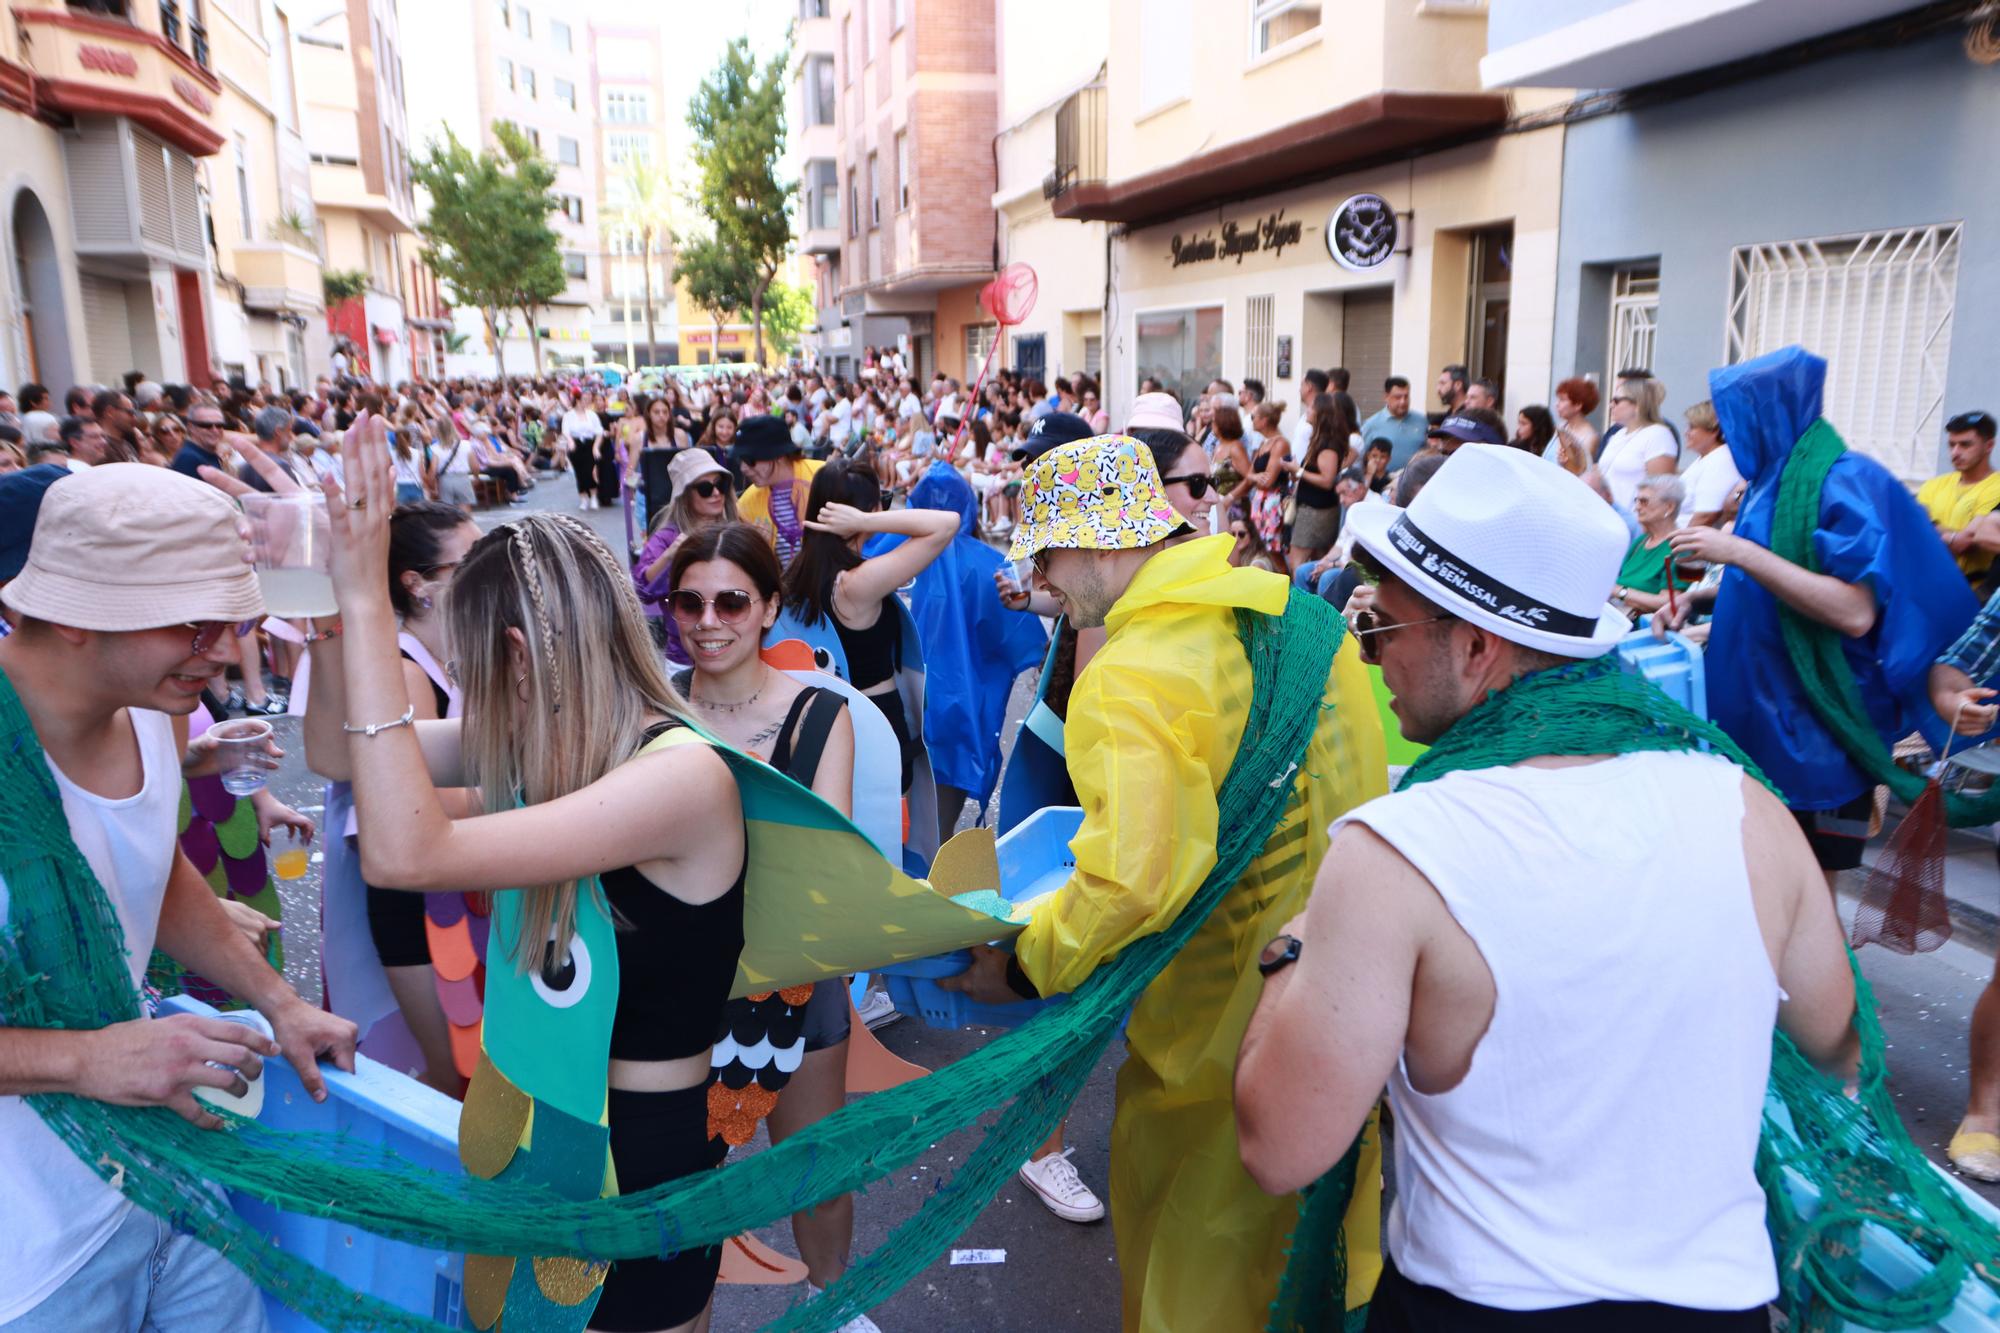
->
<box><xmin>1708</xmin><ymin>346</ymin><xmax>1976</xmax><ymax>810</ymax></box>
<box><xmin>866</xmin><ymin>462</ymin><xmax>1049</xmax><ymax>808</ymax></box>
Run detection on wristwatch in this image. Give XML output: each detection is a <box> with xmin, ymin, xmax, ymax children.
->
<box><xmin>1258</xmin><ymin>934</ymin><xmax>1303</xmax><ymax>977</ymax></box>
<box><xmin>1611</xmin><ymin>586</ymin><xmax>1629</xmax><ymax>606</ymax></box>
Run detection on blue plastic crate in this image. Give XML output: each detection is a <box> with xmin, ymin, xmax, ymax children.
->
<box><xmin>1616</xmin><ymin>628</ymin><xmax>1707</xmax><ymax>721</ymax></box>
<box><xmin>879</xmin><ymin>806</ymin><xmax>1083</xmax><ymax>1029</ymax></box>
<box><xmin>156</xmin><ymin>995</ymin><xmax>468</xmax><ymax>1331</ymax></box>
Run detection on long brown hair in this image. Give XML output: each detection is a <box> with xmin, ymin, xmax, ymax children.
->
<box><xmin>1304</xmin><ymin>393</ymin><xmax>1354</xmax><ymax>474</ymax></box>
<box><xmin>445</xmin><ymin>513</ymin><xmax>688</xmax><ymax>975</ymax></box>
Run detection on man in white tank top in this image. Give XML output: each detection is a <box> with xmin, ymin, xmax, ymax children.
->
<box><xmin>0</xmin><ymin>463</ymin><xmax>358</xmax><ymax>1330</ymax></box>
<box><xmin>1236</xmin><ymin>446</ymin><xmax>1859</xmax><ymax>1330</ymax></box>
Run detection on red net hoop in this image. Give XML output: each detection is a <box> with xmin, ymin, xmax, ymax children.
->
<box><xmin>981</xmin><ymin>263</ymin><xmax>1039</xmax><ymax>328</ymax></box>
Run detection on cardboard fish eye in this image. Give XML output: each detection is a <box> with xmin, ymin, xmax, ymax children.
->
<box><xmin>191</xmin><ymin>1010</ymin><xmax>272</xmax><ymax>1120</ymax></box>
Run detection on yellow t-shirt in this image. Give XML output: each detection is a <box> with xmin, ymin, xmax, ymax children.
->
<box><xmin>1917</xmin><ymin>470</ymin><xmax>2000</xmax><ymax>576</ymax></box>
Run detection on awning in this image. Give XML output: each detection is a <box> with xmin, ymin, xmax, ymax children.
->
<box><xmin>1051</xmin><ymin>91</ymin><xmax>1510</xmax><ymax>228</ymax></box>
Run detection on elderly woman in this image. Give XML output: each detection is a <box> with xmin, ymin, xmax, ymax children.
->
<box><xmin>1679</xmin><ymin>398</ymin><xmax>1744</xmax><ymax>527</ymax></box>
<box><xmin>1610</xmin><ymin>473</ymin><xmax>1693</xmax><ymax>618</ymax></box>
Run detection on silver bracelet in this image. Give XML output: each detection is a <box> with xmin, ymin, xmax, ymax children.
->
<box><xmin>342</xmin><ymin>705</ymin><xmax>416</xmax><ymax>738</ymax></box>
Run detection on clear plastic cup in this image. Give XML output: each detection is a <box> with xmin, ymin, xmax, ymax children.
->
<box><xmin>238</xmin><ymin>492</ymin><xmax>336</xmax><ymax>617</ymax></box>
<box><xmin>1012</xmin><ymin>557</ymin><xmax>1036</xmax><ymax>590</ymax></box>
<box><xmin>210</xmin><ymin>718</ymin><xmax>275</xmax><ymax>796</ymax></box>
<box><xmin>272</xmin><ymin>829</ymin><xmax>310</xmax><ymax>881</ymax></box>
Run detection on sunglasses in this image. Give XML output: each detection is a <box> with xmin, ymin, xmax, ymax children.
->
<box><xmin>1161</xmin><ymin>472</ymin><xmax>1212</xmax><ymax>499</ymax></box>
<box><xmin>183</xmin><ymin>619</ymin><xmax>260</xmax><ymax>655</ymax></box>
<box><xmin>683</xmin><ymin>479</ymin><xmax>722</xmax><ymax>499</ymax></box>
<box><xmin>666</xmin><ymin>589</ymin><xmax>758</xmax><ymax>623</ymax></box>
<box><xmin>1350</xmin><ymin>608</ymin><xmax>1455</xmax><ymax>666</ymax></box>
<box><xmin>189</xmin><ymin>419</ymin><xmax>224</xmax><ymax>430</ymax></box>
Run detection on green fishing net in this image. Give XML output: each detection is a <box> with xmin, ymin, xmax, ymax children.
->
<box><xmin>0</xmin><ymin>590</ymin><xmax>1344</xmax><ymax>1333</ymax></box>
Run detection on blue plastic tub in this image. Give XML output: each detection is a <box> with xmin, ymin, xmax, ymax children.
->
<box><xmin>880</xmin><ymin>806</ymin><xmax>1083</xmax><ymax>1029</ymax></box>
<box><xmin>156</xmin><ymin>995</ymin><xmax>468</xmax><ymax>1331</ymax></box>
<box><xmin>1617</xmin><ymin>628</ymin><xmax>1707</xmax><ymax>721</ymax></box>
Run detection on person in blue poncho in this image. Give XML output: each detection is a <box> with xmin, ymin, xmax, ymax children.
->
<box><xmin>868</xmin><ymin>458</ymin><xmax>1049</xmax><ymax>843</ymax></box>
<box><xmin>1666</xmin><ymin>346</ymin><xmax>1977</xmax><ymax>886</ymax></box>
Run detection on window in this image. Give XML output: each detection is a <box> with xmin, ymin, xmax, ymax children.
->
<box><xmin>498</xmin><ymin>0</ymin><xmax>509</xmax><ymax>27</ymax></box>
<box><xmin>605</xmin><ymin>89</ymin><xmax>651</xmax><ymax>124</ymax></box>
<box><xmin>1245</xmin><ymin>294</ymin><xmax>1275</xmax><ymax>388</ymax></box>
<box><xmin>1014</xmin><ymin>332</ymin><xmax>1045</xmax><ymax>383</ymax></box>
<box><xmin>607</xmin><ymin>132</ymin><xmax>652</xmax><ymax>167</ymax></box>
<box><xmin>550</xmin><ymin>18</ymin><xmax>571</xmax><ymax>51</ymax></box>
<box><xmin>841</xmin><ymin>17</ymin><xmax>852</xmax><ymax>83</ymax></box>
<box><xmin>526</xmin><ymin>127</ymin><xmax>541</xmax><ymax>151</ymax></box>
<box><xmin>806</xmin><ymin>55</ymin><xmax>835</xmax><ymax>126</ymax></box>
<box><xmin>1250</xmin><ymin>0</ymin><xmax>1321</xmax><ymax>58</ymax></box>
<box><xmin>800</xmin><ymin>0</ymin><xmax>828</xmax><ymax>15</ymax></box>
<box><xmin>554</xmin><ymin>77</ymin><xmax>575</xmax><ymax>110</ymax></box>
<box><xmin>966</xmin><ymin>323</ymin><xmax>997</xmax><ymax>384</ymax></box>
<box><xmin>557</xmin><ymin>135</ymin><xmax>579</xmax><ymax>166</ymax></box>
<box><xmin>1135</xmin><ymin>305</ymin><xmax>1224</xmax><ymax>410</ymax></box>
<box><xmin>895</xmin><ymin>130</ymin><xmax>909</xmax><ymax>210</ymax></box>
<box><xmin>518</xmin><ymin>6</ymin><xmax>531</xmax><ymax>38</ymax></box>
<box><xmin>867</xmin><ymin>152</ymin><xmax>879</xmax><ymax>229</ymax></box>
<box><xmin>1727</xmin><ymin>223</ymin><xmax>1963</xmax><ymax>483</ymax></box>
<box><xmin>563</xmin><ymin>251</ymin><xmax>587</xmax><ymax>280</ymax></box>
<box><xmin>561</xmin><ymin>194</ymin><xmax>584</xmax><ymax>224</ymax></box>
<box><xmin>500</xmin><ymin>56</ymin><xmax>514</xmax><ymax>92</ymax></box>
<box><xmin>890</xmin><ymin>0</ymin><xmax>905</xmax><ymax>30</ymax></box>
<box><xmin>847</xmin><ymin>168</ymin><xmax>858</xmax><ymax>237</ymax></box>
<box><xmin>521</xmin><ymin>67</ymin><xmax>536</xmax><ymax>99</ymax></box>
<box><xmin>1607</xmin><ymin>264</ymin><xmax>1660</xmax><ymax>387</ymax></box>
<box><xmin>1084</xmin><ymin>334</ymin><xmax>1103</xmax><ymax>375</ymax></box>
<box><xmin>233</xmin><ymin>135</ymin><xmax>253</xmax><ymax>241</ymax></box>
<box><xmin>806</xmin><ymin>159</ymin><xmax>838</xmax><ymax>231</ymax></box>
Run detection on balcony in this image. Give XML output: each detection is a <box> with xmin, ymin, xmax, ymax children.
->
<box><xmin>1481</xmin><ymin>0</ymin><xmax>1925</xmax><ymax>90</ymax></box>
<box><xmin>231</xmin><ymin>242</ymin><xmax>326</xmax><ymax>316</ymax></box>
<box><xmin>1043</xmin><ymin>83</ymin><xmax>1106</xmax><ymax>202</ymax></box>
<box><xmin>15</xmin><ymin>0</ymin><xmax>224</xmax><ymax>155</ymax></box>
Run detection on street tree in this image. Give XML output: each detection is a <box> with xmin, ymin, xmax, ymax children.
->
<box><xmin>687</xmin><ymin>36</ymin><xmax>792</xmax><ymax>364</ymax></box>
<box><xmin>410</xmin><ymin>121</ymin><xmax>565</xmax><ymax>376</ymax></box>
<box><xmin>602</xmin><ymin>158</ymin><xmax>675</xmax><ymax>369</ymax></box>
<box><xmin>762</xmin><ymin>281</ymin><xmax>814</xmax><ymax>362</ymax></box>
<box><xmin>675</xmin><ymin>232</ymin><xmax>755</xmax><ymax>367</ymax></box>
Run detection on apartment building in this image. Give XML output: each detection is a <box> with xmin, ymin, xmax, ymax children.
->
<box><xmin>816</xmin><ymin>0</ymin><xmax>999</xmax><ymax>384</ymax></box>
<box><xmin>404</xmin><ymin>0</ymin><xmax>598</xmax><ymax>374</ymax></box>
<box><xmin>1050</xmin><ymin>0</ymin><xmax>1560</xmax><ymax>432</ymax></box>
<box><xmin>0</xmin><ymin>0</ymin><xmax>229</xmax><ymax>390</ymax></box>
<box><xmin>588</xmin><ymin>20</ymin><xmax>676</xmax><ymax>368</ymax></box>
<box><xmin>297</xmin><ymin>0</ymin><xmax>419</xmax><ymax>384</ymax></box>
<box><xmin>793</xmin><ymin>0</ymin><xmax>839</xmax><ymax>370</ymax></box>
<box><xmin>1486</xmin><ymin>0</ymin><xmax>1992</xmax><ymax>484</ymax></box>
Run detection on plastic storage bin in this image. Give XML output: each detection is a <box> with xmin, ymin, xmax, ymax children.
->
<box><xmin>879</xmin><ymin>806</ymin><xmax>1084</xmax><ymax>1030</ymax></box>
<box><xmin>1617</xmin><ymin>628</ymin><xmax>1707</xmax><ymax>721</ymax></box>
<box><xmin>156</xmin><ymin>995</ymin><xmax>468</xmax><ymax>1331</ymax></box>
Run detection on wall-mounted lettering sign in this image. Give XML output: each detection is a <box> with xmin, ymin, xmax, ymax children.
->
<box><xmin>1168</xmin><ymin>210</ymin><xmax>1306</xmax><ymax>268</ymax></box>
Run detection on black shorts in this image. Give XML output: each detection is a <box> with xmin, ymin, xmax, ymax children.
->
<box><xmin>592</xmin><ymin>1084</ymin><xmax>729</xmax><ymax>1331</ymax></box>
<box><xmin>365</xmin><ymin>876</ymin><xmax>431</xmax><ymax>968</ymax></box>
<box><xmin>1366</xmin><ymin>1255</ymin><xmax>1768</xmax><ymax>1332</ymax></box>
<box><xmin>800</xmin><ymin>976</ymin><xmax>852</xmax><ymax>1054</ymax></box>
<box><xmin>1791</xmin><ymin>789</ymin><xmax>1876</xmax><ymax>873</ymax></box>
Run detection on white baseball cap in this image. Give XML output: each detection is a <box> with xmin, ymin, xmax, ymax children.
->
<box><xmin>1345</xmin><ymin>445</ymin><xmax>1631</xmax><ymax>658</ymax></box>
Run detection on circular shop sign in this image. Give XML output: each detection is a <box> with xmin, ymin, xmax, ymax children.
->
<box><xmin>1327</xmin><ymin>193</ymin><xmax>1398</xmax><ymax>273</ymax></box>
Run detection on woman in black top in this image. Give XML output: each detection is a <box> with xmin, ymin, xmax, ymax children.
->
<box><xmin>1285</xmin><ymin>392</ymin><xmax>1353</xmax><ymax>572</ymax></box>
<box><xmin>668</xmin><ymin>522</ymin><xmax>882</xmax><ymax>1311</ymax></box>
<box><xmin>305</xmin><ymin>419</ymin><xmax>752</xmax><ymax>1333</ymax></box>
<box><xmin>780</xmin><ymin>461</ymin><xmax>956</xmax><ymax>793</ymax></box>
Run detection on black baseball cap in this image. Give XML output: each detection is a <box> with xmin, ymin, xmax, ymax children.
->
<box><xmin>1012</xmin><ymin>411</ymin><xmax>1095</xmax><ymax>462</ymax></box>
<box><xmin>1428</xmin><ymin>414</ymin><xmax>1506</xmax><ymax>447</ymax></box>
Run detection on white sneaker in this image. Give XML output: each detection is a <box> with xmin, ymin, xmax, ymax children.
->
<box><xmin>804</xmin><ymin>1282</ymin><xmax>883</xmax><ymax>1333</ymax></box>
<box><xmin>1017</xmin><ymin>1147</ymin><xmax>1105</xmax><ymax>1223</ymax></box>
<box><xmin>854</xmin><ymin>987</ymin><xmax>902</xmax><ymax>1031</ymax></box>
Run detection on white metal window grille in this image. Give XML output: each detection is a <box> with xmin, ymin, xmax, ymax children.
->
<box><xmin>1084</xmin><ymin>335</ymin><xmax>1102</xmax><ymax>375</ymax></box>
<box><xmin>1725</xmin><ymin>223</ymin><xmax>1961</xmax><ymax>484</ymax></box>
<box><xmin>1245</xmin><ymin>294</ymin><xmax>1275</xmax><ymax>389</ymax></box>
<box><xmin>1250</xmin><ymin>0</ymin><xmax>1320</xmax><ymax>57</ymax></box>
<box><xmin>966</xmin><ymin>323</ymin><xmax>996</xmax><ymax>384</ymax></box>
<box><xmin>1607</xmin><ymin>264</ymin><xmax>1659</xmax><ymax>380</ymax></box>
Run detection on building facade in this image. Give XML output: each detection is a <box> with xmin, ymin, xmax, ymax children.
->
<box><xmin>815</xmin><ymin>0</ymin><xmax>999</xmax><ymax>385</ymax></box>
<box><xmin>1485</xmin><ymin>0</ymin><xmax>1994</xmax><ymax>484</ymax></box>
<box><xmin>792</xmin><ymin>0</ymin><xmax>839</xmax><ymax>369</ymax></box>
<box><xmin>589</xmin><ymin>20</ymin><xmax>678</xmax><ymax>369</ymax></box>
<box><xmin>1051</xmin><ymin>0</ymin><xmax>1557</xmax><ymax>436</ymax></box>
<box><xmin>1</xmin><ymin>0</ymin><xmax>229</xmax><ymax>393</ymax></box>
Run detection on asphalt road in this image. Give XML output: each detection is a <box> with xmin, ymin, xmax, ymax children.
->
<box><xmin>248</xmin><ymin>474</ymin><xmax>2000</xmax><ymax>1331</ymax></box>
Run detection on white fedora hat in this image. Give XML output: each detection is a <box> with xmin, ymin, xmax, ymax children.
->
<box><xmin>1345</xmin><ymin>446</ymin><xmax>1632</xmax><ymax>658</ymax></box>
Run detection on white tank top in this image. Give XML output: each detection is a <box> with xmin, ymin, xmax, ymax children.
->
<box><xmin>1336</xmin><ymin>751</ymin><xmax>1779</xmax><ymax>1311</ymax></box>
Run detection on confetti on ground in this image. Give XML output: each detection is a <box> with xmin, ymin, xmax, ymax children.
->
<box><xmin>950</xmin><ymin>1249</ymin><xmax>1006</xmax><ymax>1266</ymax></box>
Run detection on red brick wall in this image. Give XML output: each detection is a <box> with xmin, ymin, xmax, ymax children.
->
<box><xmin>909</xmin><ymin>87</ymin><xmax>996</xmax><ymax>270</ymax></box>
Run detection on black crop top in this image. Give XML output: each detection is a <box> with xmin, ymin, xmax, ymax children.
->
<box><xmin>602</xmin><ymin>721</ymin><xmax>746</xmax><ymax>1061</ymax></box>
<box><xmin>833</xmin><ymin>599</ymin><xmax>901</xmax><ymax>691</ymax></box>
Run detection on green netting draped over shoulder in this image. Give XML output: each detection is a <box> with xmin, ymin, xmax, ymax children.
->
<box><xmin>1772</xmin><ymin>418</ymin><xmax>2000</xmax><ymax>829</ymax></box>
<box><xmin>0</xmin><ymin>589</ymin><xmax>1343</xmax><ymax>1333</ymax></box>
<box><xmin>1395</xmin><ymin>654</ymin><xmax>2000</xmax><ymax>1329</ymax></box>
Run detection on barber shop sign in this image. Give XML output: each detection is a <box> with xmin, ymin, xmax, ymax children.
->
<box><xmin>1326</xmin><ymin>194</ymin><xmax>1399</xmax><ymax>273</ymax></box>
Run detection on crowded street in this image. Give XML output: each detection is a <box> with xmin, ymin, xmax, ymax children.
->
<box><xmin>9</xmin><ymin>1</ymin><xmax>2000</xmax><ymax>1332</ymax></box>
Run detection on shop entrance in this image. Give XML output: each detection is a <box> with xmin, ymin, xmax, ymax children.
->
<box><xmin>1466</xmin><ymin>223</ymin><xmax>1513</xmax><ymax>404</ymax></box>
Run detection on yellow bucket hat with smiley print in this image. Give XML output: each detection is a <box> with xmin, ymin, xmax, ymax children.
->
<box><xmin>1007</xmin><ymin>434</ymin><xmax>1191</xmax><ymax>562</ymax></box>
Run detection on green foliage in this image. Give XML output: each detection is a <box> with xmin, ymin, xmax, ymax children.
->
<box><xmin>443</xmin><ymin>329</ymin><xmax>470</xmax><ymax>354</ymax></box>
<box><xmin>602</xmin><ymin>159</ymin><xmax>677</xmax><ymax>364</ymax></box>
<box><xmin>675</xmin><ymin>232</ymin><xmax>755</xmax><ymax>333</ymax></box>
<box><xmin>269</xmin><ymin>209</ymin><xmax>314</xmax><ymax>245</ymax></box>
<box><xmin>410</xmin><ymin>121</ymin><xmax>566</xmax><ymax>372</ymax></box>
<box><xmin>762</xmin><ymin>280</ymin><xmax>815</xmax><ymax>360</ymax></box>
<box><xmin>321</xmin><ymin>269</ymin><xmax>367</xmax><ymax>304</ymax></box>
<box><xmin>686</xmin><ymin>36</ymin><xmax>793</xmax><ymax>362</ymax></box>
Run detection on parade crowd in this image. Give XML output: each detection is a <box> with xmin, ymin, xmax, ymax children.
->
<box><xmin>3</xmin><ymin>339</ymin><xmax>1999</xmax><ymax>1333</ymax></box>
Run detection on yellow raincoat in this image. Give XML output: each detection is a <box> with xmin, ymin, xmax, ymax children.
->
<box><xmin>738</xmin><ymin>457</ymin><xmax>823</xmax><ymax>552</ymax></box>
<box><xmin>1014</xmin><ymin>535</ymin><xmax>1388</xmax><ymax>1331</ymax></box>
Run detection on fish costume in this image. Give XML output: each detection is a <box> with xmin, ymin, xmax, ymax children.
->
<box><xmin>1004</xmin><ymin>437</ymin><xmax>1389</xmax><ymax>1331</ymax></box>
